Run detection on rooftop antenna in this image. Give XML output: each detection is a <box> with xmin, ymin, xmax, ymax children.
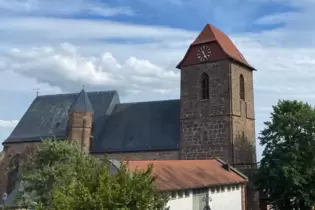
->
<box><xmin>33</xmin><ymin>88</ymin><xmax>40</xmax><ymax>97</ymax></box>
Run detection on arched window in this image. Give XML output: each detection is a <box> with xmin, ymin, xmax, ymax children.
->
<box><xmin>240</xmin><ymin>74</ymin><xmax>245</xmax><ymax>100</ymax></box>
<box><xmin>201</xmin><ymin>73</ymin><xmax>209</xmax><ymax>100</ymax></box>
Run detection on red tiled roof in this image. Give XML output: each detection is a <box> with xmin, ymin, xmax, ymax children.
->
<box><xmin>177</xmin><ymin>24</ymin><xmax>255</xmax><ymax>70</ymax></box>
<box><xmin>193</xmin><ymin>24</ymin><xmax>254</xmax><ymax>69</ymax></box>
<box><xmin>126</xmin><ymin>159</ymin><xmax>247</xmax><ymax>191</ymax></box>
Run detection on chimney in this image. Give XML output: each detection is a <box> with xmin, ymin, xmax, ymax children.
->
<box><xmin>223</xmin><ymin>163</ymin><xmax>231</xmax><ymax>171</ymax></box>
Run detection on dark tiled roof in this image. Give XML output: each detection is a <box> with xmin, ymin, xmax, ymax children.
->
<box><xmin>4</xmin><ymin>91</ymin><xmax>180</xmax><ymax>153</ymax></box>
<box><xmin>4</xmin><ymin>91</ymin><xmax>118</xmax><ymax>144</ymax></box>
<box><xmin>68</xmin><ymin>89</ymin><xmax>94</xmax><ymax>113</ymax></box>
<box><xmin>92</xmin><ymin>99</ymin><xmax>180</xmax><ymax>153</ymax></box>
<box><xmin>126</xmin><ymin>159</ymin><xmax>248</xmax><ymax>191</ymax></box>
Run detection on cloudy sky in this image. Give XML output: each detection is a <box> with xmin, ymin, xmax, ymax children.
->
<box><xmin>0</xmin><ymin>0</ymin><xmax>314</xmax><ymax>161</ymax></box>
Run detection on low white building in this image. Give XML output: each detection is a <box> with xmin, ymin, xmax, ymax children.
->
<box><xmin>126</xmin><ymin>158</ymin><xmax>247</xmax><ymax>210</ymax></box>
<box><xmin>167</xmin><ymin>183</ymin><xmax>244</xmax><ymax>210</ymax></box>
<box><xmin>5</xmin><ymin>158</ymin><xmax>247</xmax><ymax>210</ymax></box>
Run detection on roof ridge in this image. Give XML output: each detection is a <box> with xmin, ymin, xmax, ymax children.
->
<box><xmin>209</xmin><ymin>25</ymin><xmax>248</xmax><ymax>61</ymax></box>
<box><xmin>127</xmin><ymin>159</ymin><xmax>217</xmax><ymax>163</ymax></box>
<box><xmin>208</xmin><ymin>24</ymin><xmax>254</xmax><ymax>70</ymax></box>
<box><xmin>37</xmin><ymin>90</ymin><xmax>117</xmax><ymax>98</ymax></box>
<box><xmin>119</xmin><ymin>99</ymin><xmax>179</xmax><ymax>106</ymax></box>
<box><xmin>178</xmin><ymin>23</ymin><xmax>255</xmax><ymax>70</ymax></box>
<box><xmin>209</xmin><ymin>24</ymin><xmax>226</xmax><ymax>44</ymax></box>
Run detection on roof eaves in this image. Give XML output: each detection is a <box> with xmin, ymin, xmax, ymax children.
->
<box><xmin>208</xmin><ymin>25</ymin><xmax>256</xmax><ymax>71</ymax></box>
<box><xmin>4</xmin><ymin>96</ymin><xmax>40</xmax><ymax>143</ymax></box>
<box><xmin>215</xmin><ymin>158</ymin><xmax>249</xmax><ymax>181</ymax></box>
<box><xmin>3</xmin><ymin>135</ymin><xmax>67</xmax><ymax>145</ymax></box>
<box><xmin>159</xmin><ymin>180</ymin><xmax>248</xmax><ymax>192</ymax></box>
<box><xmin>91</xmin><ymin>147</ymin><xmax>180</xmax><ymax>154</ymax></box>
<box><xmin>229</xmin><ymin>57</ymin><xmax>256</xmax><ymax>71</ymax></box>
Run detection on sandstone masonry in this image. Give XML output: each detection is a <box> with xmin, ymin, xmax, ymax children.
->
<box><xmin>179</xmin><ymin>61</ymin><xmax>256</xmax><ymax>165</ymax></box>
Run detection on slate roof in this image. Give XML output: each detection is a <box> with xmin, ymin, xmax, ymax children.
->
<box><xmin>125</xmin><ymin>159</ymin><xmax>248</xmax><ymax>191</ymax></box>
<box><xmin>68</xmin><ymin>89</ymin><xmax>94</xmax><ymax>113</ymax></box>
<box><xmin>4</xmin><ymin>91</ymin><xmax>118</xmax><ymax>143</ymax></box>
<box><xmin>3</xmin><ymin>91</ymin><xmax>180</xmax><ymax>153</ymax></box>
<box><xmin>92</xmin><ymin>100</ymin><xmax>180</xmax><ymax>153</ymax></box>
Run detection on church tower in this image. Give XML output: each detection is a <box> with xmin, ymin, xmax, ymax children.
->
<box><xmin>178</xmin><ymin>24</ymin><xmax>256</xmax><ymax>165</ymax></box>
<box><xmin>67</xmin><ymin>89</ymin><xmax>93</xmax><ymax>153</ymax></box>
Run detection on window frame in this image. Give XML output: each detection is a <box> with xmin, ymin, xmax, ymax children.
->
<box><xmin>240</xmin><ymin>74</ymin><xmax>245</xmax><ymax>100</ymax></box>
<box><xmin>201</xmin><ymin>73</ymin><xmax>210</xmax><ymax>100</ymax></box>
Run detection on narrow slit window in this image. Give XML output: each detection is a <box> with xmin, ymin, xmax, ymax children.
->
<box><xmin>201</xmin><ymin>73</ymin><xmax>209</xmax><ymax>100</ymax></box>
<box><xmin>240</xmin><ymin>74</ymin><xmax>245</xmax><ymax>100</ymax></box>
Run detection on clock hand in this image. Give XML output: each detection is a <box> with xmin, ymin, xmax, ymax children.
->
<box><xmin>202</xmin><ymin>51</ymin><xmax>207</xmax><ymax>58</ymax></box>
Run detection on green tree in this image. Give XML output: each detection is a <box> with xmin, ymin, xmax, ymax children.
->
<box><xmin>256</xmin><ymin>100</ymin><xmax>315</xmax><ymax>210</ymax></box>
<box><xmin>16</xmin><ymin>140</ymin><xmax>169</xmax><ymax>210</ymax></box>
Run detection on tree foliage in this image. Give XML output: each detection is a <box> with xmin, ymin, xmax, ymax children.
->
<box><xmin>256</xmin><ymin>100</ymin><xmax>315</xmax><ymax>210</ymax></box>
<box><xmin>16</xmin><ymin>140</ymin><xmax>169</xmax><ymax>210</ymax></box>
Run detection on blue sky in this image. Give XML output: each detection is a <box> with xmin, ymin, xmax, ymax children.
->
<box><xmin>1</xmin><ymin>0</ymin><xmax>315</xmax><ymax>161</ymax></box>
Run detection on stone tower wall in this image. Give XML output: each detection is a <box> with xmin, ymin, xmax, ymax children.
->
<box><xmin>68</xmin><ymin>112</ymin><xmax>93</xmax><ymax>153</ymax></box>
<box><xmin>179</xmin><ymin>60</ymin><xmax>233</xmax><ymax>162</ymax></box>
<box><xmin>179</xmin><ymin>60</ymin><xmax>257</xmax><ymax>166</ymax></box>
<box><xmin>230</xmin><ymin>63</ymin><xmax>256</xmax><ymax>164</ymax></box>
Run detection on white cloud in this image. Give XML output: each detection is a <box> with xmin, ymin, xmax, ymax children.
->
<box><xmin>0</xmin><ymin>17</ymin><xmax>196</xmax><ymax>47</ymax></box>
<box><xmin>3</xmin><ymin>26</ymin><xmax>315</xmax><ymax>115</ymax></box>
<box><xmin>0</xmin><ymin>120</ymin><xmax>18</xmax><ymax>128</ymax></box>
<box><xmin>0</xmin><ymin>17</ymin><xmax>194</xmax><ymax>98</ymax></box>
<box><xmin>0</xmin><ymin>0</ymin><xmax>134</xmax><ymax>17</ymax></box>
<box><xmin>0</xmin><ymin>0</ymin><xmax>35</xmax><ymax>12</ymax></box>
<box><xmin>1</xmin><ymin>43</ymin><xmax>180</xmax><ymax>94</ymax></box>
<box><xmin>2</xmin><ymin>0</ymin><xmax>315</xmax><ymax>160</ymax></box>
<box><xmin>1</xmin><ymin>8</ymin><xmax>315</xmax><ymax>115</ymax></box>
<box><xmin>88</xmin><ymin>6</ymin><xmax>134</xmax><ymax>17</ymax></box>
<box><xmin>255</xmin><ymin>11</ymin><xmax>300</xmax><ymax>25</ymax></box>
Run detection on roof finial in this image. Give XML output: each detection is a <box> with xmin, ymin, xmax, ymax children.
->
<box><xmin>82</xmin><ymin>84</ymin><xmax>85</xmax><ymax>90</ymax></box>
<box><xmin>33</xmin><ymin>88</ymin><xmax>40</xmax><ymax>97</ymax></box>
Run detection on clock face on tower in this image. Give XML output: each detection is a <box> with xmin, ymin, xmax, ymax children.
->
<box><xmin>197</xmin><ymin>45</ymin><xmax>211</xmax><ymax>61</ymax></box>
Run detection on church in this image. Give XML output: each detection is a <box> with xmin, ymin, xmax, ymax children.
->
<box><xmin>0</xmin><ymin>24</ymin><xmax>260</xmax><ymax>209</ymax></box>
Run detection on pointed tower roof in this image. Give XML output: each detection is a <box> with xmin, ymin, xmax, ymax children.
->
<box><xmin>69</xmin><ymin>89</ymin><xmax>94</xmax><ymax>113</ymax></box>
<box><xmin>177</xmin><ymin>24</ymin><xmax>255</xmax><ymax>70</ymax></box>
